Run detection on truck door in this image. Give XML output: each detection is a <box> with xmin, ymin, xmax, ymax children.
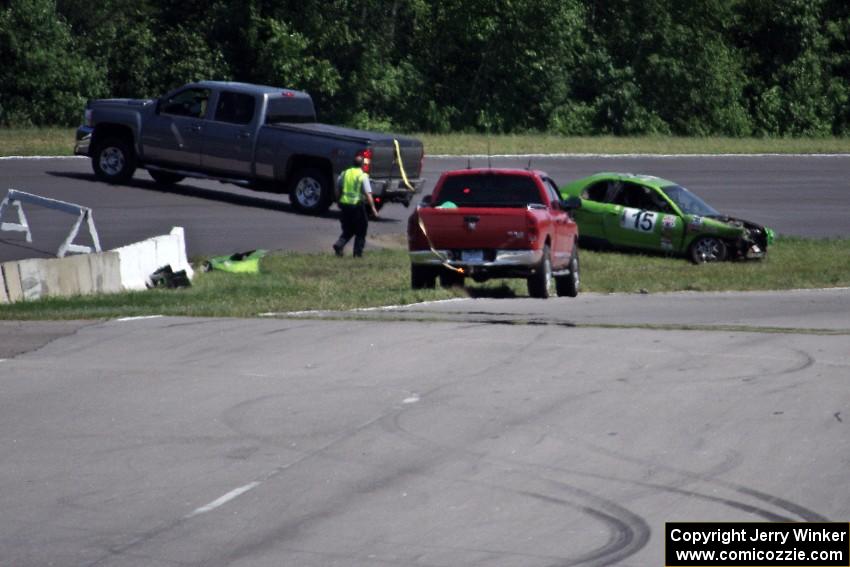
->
<box><xmin>543</xmin><ymin>177</ymin><xmax>573</xmax><ymax>268</ymax></box>
<box><xmin>141</xmin><ymin>87</ymin><xmax>210</xmax><ymax>168</ymax></box>
<box><xmin>201</xmin><ymin>91</ymin><xmax>257</xmax><ymax>176</ymax></box>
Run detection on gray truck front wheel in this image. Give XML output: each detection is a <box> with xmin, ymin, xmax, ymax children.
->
<box><xmin>289</xmin><ymin>167</ymin><xmax>332</xmax><ymax>214</ymax></box>
<box><xmin>92</xmin><ymin>136</ymin><xmax>136</xmax><ymax>183</ymax></box>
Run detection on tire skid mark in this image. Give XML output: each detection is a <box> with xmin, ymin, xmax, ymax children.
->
<box><xmin>515</xmin><ymin>487</ymin><xmax>650</xmax><ymax>567</ymax></box>
<box><xmin>732</xmin><ymin>347</ymin><xmax>815</xmax><ymax>384</ymax></box>
<box><xmin>380</xmin><ymin>407</ymin><xmax>651</xmax><ymax>566</ymax></box>
<box><xmin>580</xmin><ymin>442</ymin><xmax>827</xmax><ymax>522</ymax></box>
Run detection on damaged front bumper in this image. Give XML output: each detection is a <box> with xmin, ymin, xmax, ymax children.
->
<box><xmin>734</xmin><ymin>221</ymin><xmax>774</xmax><ymax>260</ymax></box>
<box><xmin>707</xmin><ymin>215</ymin><xmax>774</xmax><ymax>260</ymax></box>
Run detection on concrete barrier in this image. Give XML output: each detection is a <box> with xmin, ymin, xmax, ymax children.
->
<box><xmin>2</xmin><ymin>262</ymin><xmax>24</xmax><ymax>303</ymax></box>
<box><xmin>92</xmin><ymin>252</ymin><xmax>123</xmax><ymax>294</ymax></box>
<box><xmin>114</xmin><ymin>227</ymin><xmax>193</xmax><ymax>291</ymax></box>
<box><xmin>0</xmin><ymin>227</ymin><xmax>189</xmax><ymax>303</ymax></box>
<box><xmin>0</xmin><ymin>266</ymin><xmax>7</xmax><ymax>304</ymax></box>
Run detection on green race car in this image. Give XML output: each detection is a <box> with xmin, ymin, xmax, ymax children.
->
<box><xmin>560</xmin><ymin>173</ymin><xmax>775</xmax><ymax>263</ymax></box>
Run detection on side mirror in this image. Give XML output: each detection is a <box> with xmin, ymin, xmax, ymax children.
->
<box><xmin>419</xmin><ymin>194</ymin><xmax>433</xmax><ymax>207</ymax></box>
<box><xmin>561</xmin><ymin>196</ymin><xmax>582</xmax><ymax>210</ymax></box>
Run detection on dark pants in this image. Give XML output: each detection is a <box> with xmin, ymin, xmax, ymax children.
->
<box><xmin>334</xmin><ymin>203</ymin><xmax>368</xmax><ymax>257</ymax></box>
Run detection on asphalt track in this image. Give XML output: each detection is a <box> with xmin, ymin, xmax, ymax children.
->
<box><xmin>0</xmin><ymin>291</ymin><xmax>848</xmax><ymax>566</ymax></box>
<box><xmin>1</xmin><ymin>155</ymin><xmax>849</xmax><ymax>566</ymax></box>
<box><xmin>0</xmin><ymin>154</ymin><xmax>848</xmax><ymax>262</ymax></box>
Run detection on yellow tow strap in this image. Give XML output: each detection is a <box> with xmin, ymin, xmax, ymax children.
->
<box><xmin>393</xmin><ymin>138</ymin><xmax>416</xmax><ymax>193</ymax></box>
<box><xmin>417</xmin><ymin>213</ymin><xmax>464</xmax><ymax>274</ymax></box>
<box><xmin>394</xmin><ymin>138</ymin><xmax>463</xmax><ymax>274</ymax></box>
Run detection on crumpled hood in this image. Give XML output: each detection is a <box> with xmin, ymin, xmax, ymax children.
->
<box><xmin>709</xmin><ymin>215</ymin><xmax>775</xmax><ymax>245</ymax></box>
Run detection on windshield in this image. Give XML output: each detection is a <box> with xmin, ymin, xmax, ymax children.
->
<box><xmin>661</xmin><ymin>185</ymin><xmax>719</xmax><ymax>216</ymax></box>
<box><xmin>434</xmin><ymin>174</ymin><xmax>543</xmax><ymax>207</ymax></box>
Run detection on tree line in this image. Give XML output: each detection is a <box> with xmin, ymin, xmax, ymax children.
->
<box><xmin>1</xmin><ymin>0</ymin><xmax>848</xmax><ymax>136</ymax></box>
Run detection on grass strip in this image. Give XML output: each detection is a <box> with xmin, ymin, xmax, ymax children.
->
<box><xmin>418</xmin><ymin>134</ymin><xmax>850</xmax><ymax>156</ymax></box>
<box><xmin>2</xmin><ymin>128</ymin><xmax>849</xmax><ymax>157</ymax></box>
<box><xmin>1</xmin><ymin>237</ymin><xmax>848</xmax><ymax>321</ymax></box>
<box><xmin>0</xmin><ymin>128</ymin><xmax>78</xmax><ymax>157</ymax></box>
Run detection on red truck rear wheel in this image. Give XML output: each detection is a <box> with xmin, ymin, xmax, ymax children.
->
<box><xmin>527</xmin><ymin>245</ymin><xmax>554</xmax><ymax>299</ymax></box>
<box><xmin>439</xmin><ymin>269</ymin><xmax>464</xmax><ymax>289</ymax></box>
<box><xmin>411</xmin><ymin>265</ymin><xmax>437</xmax><ymax>289</ymax></box>
<box><xmin>555</xmin><ymin>248</ymin><xmax>580</xmax><ymax>297</ymax></box>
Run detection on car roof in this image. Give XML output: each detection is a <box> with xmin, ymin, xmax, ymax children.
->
<box><xmin>442</xmin><ymin>168</ymin><xmax>548</xmax><ymax>178</ymax></box>
<box><xmin>578</xmin><ymin>172</ymin><xmax>678</xmax><ymax>188</ymax></box>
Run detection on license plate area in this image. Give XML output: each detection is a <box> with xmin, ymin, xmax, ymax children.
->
<box><xmin>461</xmin><ymin>250</ymin><xmax>484</xmax><ymax>263</ymax></box>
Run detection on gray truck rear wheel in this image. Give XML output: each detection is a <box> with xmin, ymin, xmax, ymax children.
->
<box><xmin>289</xmin><ymin>167</ymin><xmax>332</xmax><ymax>214</ymax></box>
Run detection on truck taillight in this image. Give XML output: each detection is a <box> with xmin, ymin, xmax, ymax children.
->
<box><xmin>526</xmin><ymin>212</ymin><xmax>539</xmax><ymax>243</ymax></box>
<box><xmin>419</xmin><ymin>149</ymin><xmax>425</xmax><ymax>175</ymax></box>
<box><xmin>84</xmin><ymin>109</ymin><xmax>93</xmax><ymax>127</ymax></box>
<box><xmin>357</xmin><ymin>148</ymin><xmax>372</xmax><ymax>173</ymax></box>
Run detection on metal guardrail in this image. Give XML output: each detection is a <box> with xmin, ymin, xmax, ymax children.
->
<box><xmin>0</xmin><ymin>189</ymin><xmax>102</xmax><ymax>257</ymax></box>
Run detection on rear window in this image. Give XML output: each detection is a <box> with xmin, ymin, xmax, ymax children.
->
<box><xmin>266</xmin><ymin>96</ymin><xmax>316</xmax><ymax>123</ymax></box>
<box><xmin>214</xmin><ymin>91</ymin><xmax>256</xmax><ymax>125</ymax></box>
<box><xmin>434</xmin><ymin>174</ymin><xmax>543</xmax><ymax>207</ymax></box>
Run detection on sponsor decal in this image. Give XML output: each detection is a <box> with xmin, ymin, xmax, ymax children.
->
<box><xmin>662</xmin><ymin>215</ymin><xmax>677</xmax><ymax>231</ymax></box>
<box><xmin>660</xmin><ymin>237</ymin><xmax>674</xmax><ymax>250</ymax></box>
<box><xmin>688</xmin><ymin>216</ymin><xmax>704</xmax><ymax>233</ymax></box>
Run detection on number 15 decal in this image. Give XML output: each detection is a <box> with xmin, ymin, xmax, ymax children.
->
<box><xmin>620</xmin><ymin>208</ymin><xmax>657</xmax><ymax>232</ymax></box>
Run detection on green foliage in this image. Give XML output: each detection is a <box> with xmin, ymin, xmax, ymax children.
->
<box><xmin>1</xmin><ymin>0</ymin><xmax>848</xmax><ymax>135</ymax></box>
<box><xmin>252</xmin><ymin>16</ymin><xmax>340</xmax><ymax>98</ymax></box>
<box><xmin>151</xmin><ymin>25</ymin><xmax>231</xmax><ymax>90</ymax></box>
<box><xmin>0</xmin><ymin>0</ymin><xmax>105</xmax><ymax>125</ymax></box>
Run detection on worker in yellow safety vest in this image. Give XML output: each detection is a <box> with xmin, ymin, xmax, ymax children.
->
<box><xmin>333</xmin><ymin>155</ymin><xmax>379</xmax><ymax>257</ymax></box>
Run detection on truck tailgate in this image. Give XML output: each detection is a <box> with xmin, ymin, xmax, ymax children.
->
<box><xmin>417</xmin><ymin>207</ymin><xmax>534</xmax><ymax>250</ymax></box>
<box><xmin>369</xmin><ymin>137</ymin><xmax>423</xmax><ymax>179</ymax></box>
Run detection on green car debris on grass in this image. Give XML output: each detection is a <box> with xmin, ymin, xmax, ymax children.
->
<box><xmin>0</xmin><ymin>239</ymin><xmax>848</xmax><ymax>320</ymax></box>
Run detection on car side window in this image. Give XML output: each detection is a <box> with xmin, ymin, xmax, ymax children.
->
<box><xmin>161</xmin><ymin>88</ymin><xmax>210</xmax><ymax>119</ymax></box>
<box><xmin>610</xmin><ymin>182</ymin><xmax>673</xmax><ymax>213</ymax></box>
<box><xmin>214</xmin><ymin>91</ymin><xmax>256</xmax><ymax>125</ymax></box>
<box><xmin>583</xmin><ymin>181</ymin><xmax>609</xmax><ymax>201</ymax></box>
<box><xmin>543</xmin><ymin>178</ymin><xmax>561</xmax><ymax>206</ymax></box>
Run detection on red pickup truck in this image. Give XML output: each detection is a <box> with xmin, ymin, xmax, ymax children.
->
<box><xmin>407</xmin><ymin>168</ymin><xmax>582</xmax><ymax>298</ymax></box>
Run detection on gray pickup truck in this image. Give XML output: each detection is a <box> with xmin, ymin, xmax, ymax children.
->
<box><xmin>74</xmin><ymin>81</ymin><xmax>425</xmax><ymax>214</ymax></box>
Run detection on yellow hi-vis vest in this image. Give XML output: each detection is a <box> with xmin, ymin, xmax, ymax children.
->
<box><xmin>339</xmin><ymin>167</ymin><xmax>367</xmax><ymax>205</ymax></box>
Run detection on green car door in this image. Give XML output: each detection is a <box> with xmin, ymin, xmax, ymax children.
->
<box><xmin>600</xmin><ymin>181</ymin><xmax>685</xmax><ymax>252</ymax></box>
